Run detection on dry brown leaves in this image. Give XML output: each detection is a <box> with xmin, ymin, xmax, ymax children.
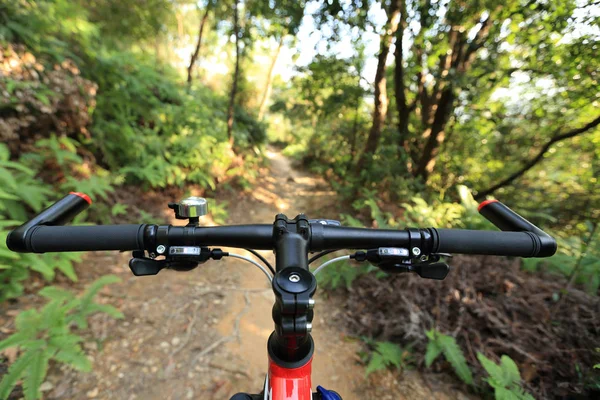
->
<box><xmin>0</xmin><ymin>44</ymin><xmax>97</xmax><ymax>155</ymax></box>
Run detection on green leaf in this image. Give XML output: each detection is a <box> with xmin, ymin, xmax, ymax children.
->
<box><xmin>425</xmin><ymin>339</ymin><xmax>444</xmax><ymax>367</ymax></box>
<box><xmin>23</xmin><ymin>349</ymin><xmax>49</xmax><ymax>400</ymax></box>
<box><xmin>55</xmin><ymin>261</ymin><xmax>78</xmax><ymax>282</ymax></box>
<box><xmin>27</xmin><ymin>258</ymin><xmax>55</xmax><ymax>281</ymax></box>
<box><xmin>48</xmin><ymin>334</ymin><xmax>84</xmax><ymax>351</ymax></box>
<box><xmin>440</xmin><ymin>335</ymin><xmax>473</xmax><ymax>385</ymax></box>
<box><xmin>39</xmin><ymin>286</ymin><xmax>75</xmax><ymax>302</ymax></box>
<box><xmin>54</xmin><ymin>348</ymin><xmax>92</xmax><ymax>372</ymax></box>
<box><xmin>0</xmin><ymin>332</ymin><xmax>31</xmax><ymax>352</ymax></box>
<box><xmin>0</xmin><ymin>349</ymin><xmax>36</xmax><ymax>400</ymax></box>
<box><xmin>499</xmin><ymin>355</ymin><xmax>522</xmax><ymax>386</ymax></box>
<box><xmin>478</xmin><ymin>352</ymin><xmax>505</xmax><ymax>385</ymax></box>
<box><xmin>80</xmin><ymin>275</ymin><xmax>121</xmax><ymax>306</ymax></box>
<box><xmin>111</xmin><ymin>203</ymin><xmax>128</xmax><ymax>216</ymax></box>
<box><xmin>15</xmin><ymin>309</ymin><xmax>41</xmax><ymax>333</ymax></box>
<box><xmin>365</xmin><ymin>352</ymin><xmax>385</xmax><ymax>376</ymax></box>
<box><xmin>426</xmin><ymin>330</ymin><xmax>473</xmax><ymax>385</ymax></box>
<box><xmin>0</xmin><ymin>168</ymin><xmax>17</xmax><ymax>190</ymax></box>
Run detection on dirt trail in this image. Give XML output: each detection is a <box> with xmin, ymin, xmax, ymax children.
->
<box><xmin>41</xmin><ymin>149</ymin><xmax>472</xmax><ymax>400</ymax></box>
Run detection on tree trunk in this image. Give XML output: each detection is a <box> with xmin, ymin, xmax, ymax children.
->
<box><xmin>394</xmin><ymin>1</ymin><xmax>410</xmax><ymax>160</ymax></box>
<box><xmin>412</xmin><ymin>12</ymin><xmax>497</xmax><ymax>182</ymax></box>
<box><xmin>187</xmin><ymin>4</ymin><xmax>212</xmax><ymax>85</ymax></box>
<box><xmin>414</xmin><ymin>87</ymin><xmax>454</xmax><ymax>179</ymax></box>
<box><xmin>475</xmin><ymin>114</ymin><xmax>600</xmax><ymax>200</ymax></box>
<box><xmin>258</xmin><ymin>36</ymin><xmax>283</xmax><ymax>120</ymax></box>
<box><xmin>227</xmin><ymin>0</ymin><xmax>240</xmax><ymax>147</ymax></box>
<box><xmin>355</xmin><ymin>2</ymin><xmax>401</xmax><ymax>174</ymax></box>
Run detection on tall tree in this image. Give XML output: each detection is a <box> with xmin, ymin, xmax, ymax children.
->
<box><xmin>227</xmin><ymin>0</ymin><xmax>241</xmax><ymax>146</ymax></box>
<box><xmin>387</xmin><ymin>0</ymin><xmax>592</xmax><ymax>184</ymax></box>
<box><xmin>355</xmin><ymin>0</ymin><xmax>401</xmax><ymax>174</ymax></box>
<box><xmin>187</xmin><ymin>2</ymin><xmax>213</xmax><ymax>85</ymax></box>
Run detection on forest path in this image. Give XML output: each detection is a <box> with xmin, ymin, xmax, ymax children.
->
<box><xmin>47</xmin><ymin>149</ymin><xmax>471</xmax><ymax>400</ymax></box>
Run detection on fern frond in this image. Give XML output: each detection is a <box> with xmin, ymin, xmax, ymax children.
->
<box><xmin>38</xmin><ymin>286</ymin><xmax>75</xmax><ymax>302</ymax></box>
<box><xmin>0</xmin><ymin>332</ymin><xmax>31</xmax><ymax>352</ymax></box>
<box><xmin>79</xmin><ymin>275</ymin><xmax>121</xmax><ymax>310</ymax></box>
<box><xmin>440</xmin><ymin>335</ymin><xmax>473</xmax><ymax>385</ymax></box>
<box><xmin>54</xmin><ymin>348</ymin><xmax>92</xmax><ymax>372</ymax></box>
<box><xmin>425</xmin><ymin>330</ymin><xmax>443</xmax><ymax>367</ymax></box>
<box><xmin>0</xmin><ymin>349</ymin><xmax>36</xmax><ymax>400</ymax></box>
<box><xmin>22</xmin><ymin>349</ymin><xmax>49</xmax><ymax>400</ymax></box>
<box><xmin>425</xmin><ymin>329</ymin><xmax>473</xmax><ymax>385</ymax></box>
<box><xmin>365</xmin><ymin>352</ymin><xmax>386</xmax><ymax>376</ymax></box>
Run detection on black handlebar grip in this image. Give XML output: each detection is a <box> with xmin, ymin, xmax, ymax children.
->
<box><xmin>23</xmin><ymin>225</ymin><xmax>147</xmax><ymax>253</ymax></box>
<box><xmin>434</xmin><ymin>229</ymin><xmax>541</xmax><ymax>257</ymax></box>
<box><xmin>478</xmin><ymin>200</ymin><xmax>556</xmax><ymax>257</ymax></box>
<box><xmin>7</xmin><ymin>192</ymin><xmax>93</xmax><ymax>252</ymax></box>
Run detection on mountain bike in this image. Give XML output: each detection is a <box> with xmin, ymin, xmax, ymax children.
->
<box><xmin>7</xmin><ymin>192</ymin><xmax>557</xmax><ymax>400</ymax></box>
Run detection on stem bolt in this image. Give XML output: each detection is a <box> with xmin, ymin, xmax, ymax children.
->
<box><xmin>308</xmin><ymin>299</ymin><xmax>315</xmax><ymax>309</ymax></box>
<box><xmin>288</xmin><ymin>273</ymin><xmax>301</xmax><ymax>283</ymax></box>
<box><xmin>156</xmin><ymin>245</ymin><xmax>166</xmax><ymax>254</ymax></box>
<box><xmin>412</xmin><ymin>247</ymin><xmax>421</xmax><ymax>256</ymax></box>
<box><xmin>306</xmin><ymin>323</ymin><xmax>312</xmax><ymax>333</ymax></box>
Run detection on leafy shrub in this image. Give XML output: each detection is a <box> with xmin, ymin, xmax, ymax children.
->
<box><xmin>425</xmin><ymin>329</ymin><xmax>474</xmax><ymax>385</ymax></box>
<box><xmin>477</xmin><ymin>353</ymin><xmax>534</xmax><ymax>400</ymax></box>
<box><xmin>0</xmin><ymin>275</ymin><xmax>123</xmax><ymax>400</ymax></box>
<box><xmin>0</xmin><ymin>144</ymin><xmax>83</xmax><ymax>302</ymax></box>
<box><xmin>89</xmin><ymin>53</ymin><xmax>265</xmax><ymax>190</ymax></box>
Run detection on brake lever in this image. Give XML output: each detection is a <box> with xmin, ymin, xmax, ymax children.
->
<box><xmin>411</xmin><ymin>262</ymin><xmax>449</xmax><ymax>280</ymax></box>
<box><xmin>128</xmin><ymin>247</ymin><xmax>219</xmax><ymax>276</ymax></box>
<box><xmin>377</xmin><ymin>260</ymin><xmax>450</xmax><ymax>280</ymax></box>
<box><xmin>129</xmin><ymin>257</ymin><xmax>167</xmax><ymax>276</ymax></box>
<box><xmin>364</xmin><ymin>248</ymin><xmax>452</xmax><ymax>280</ymax></box>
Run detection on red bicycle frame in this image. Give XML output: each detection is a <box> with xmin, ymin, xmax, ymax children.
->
<box><xmin>267</xmin><ymin>357</ymin><xmax>313</xmax><ymax>400</ymax></box>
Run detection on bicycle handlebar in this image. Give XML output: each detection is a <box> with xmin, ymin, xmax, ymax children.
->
<box><xmin>6</xmin><ymin>193</ymin><xmax>557</xmax><ymax>258</ymax></box>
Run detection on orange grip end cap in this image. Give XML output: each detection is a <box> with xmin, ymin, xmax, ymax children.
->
<box><xmin>70</xmin><ymin>192</ymin><xmax>92</xmax><ymax>205</ymax></box>
<box><xmin>477</xmin><ymin>199</ymin><xmax>498</xmax><ymax>212</ymax></box>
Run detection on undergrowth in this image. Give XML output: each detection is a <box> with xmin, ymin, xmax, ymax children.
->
<box><xmin>0</xmin><ymin>276</ymin><xmax>123</xmax><ymax>400</ymax></box>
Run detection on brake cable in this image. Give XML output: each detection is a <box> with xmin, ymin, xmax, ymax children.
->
<box><xmin>228</xmin><ymin>252</ymin><xmax>273</xmax><ymax>282</ymax></box>
<box><xmin>244</xmin><ymin>248</ymin><xmax>275</xmax><ymax>275</ymax></box>
<box><xmin>311</xmin><ymin>255</ymin><xmax>351</xmax><ymax>275</ymax></box>
<box><xmin>308</xmin><ymin>249</ymin><xmax>339</xmax><ymax>265</ymax></box>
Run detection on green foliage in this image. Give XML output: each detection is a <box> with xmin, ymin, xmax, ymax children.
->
<box><xmin>0</xmin><ymin>144</ymin><xmax>83</xmax><ymax>302</ymax></box>
<box><xmin>315</xmin><ymin>213</ymin><xmax>386</xmax><ymax>290</ymax></box>
<box><xmin>315</xmin><ymin>187</ymin><xmax>490</xmax><ymax>290</ymax></box>
<box><xmin>477</xmin><ymin>353</ymin><xmax>535</xmax><ymax>400</ymax></box>
<box><xmin>89</xmin><ymin>52</ymin><xmax>265</xmax><ymax>190</ymax></box>
<box><xmin>425</xmin><ymin>329</ymin><xmax>474</xmax><ymax>385</ymax></box>
<box><xmin>523</xmin><ymin>221</ymin><xmax>600</xmax><ymax>293</ymax></box>
<box><xmin>0</xmin><ymin>276</ymin><xmax>123</xmax><ymax>400</ymax></box>
<box><xmin>315</xmin><ymin>260</ymin><xmax>376</xmax><ymax>290</ymax></box>
<box><xmin>364</xmin><ymin>340</ymin><xmax>414</xmax><ymax>376</ymax></box>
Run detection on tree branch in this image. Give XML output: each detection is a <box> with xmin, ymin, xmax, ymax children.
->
<box><xmin>475</xmin><ymin>114</ymin><xmax>600</xmax><ymax>200</ymax></box>
<box><xmin>187</xmin><ymin>3</ymin><xmax>212</xmax><ymax>85</ymax></box>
